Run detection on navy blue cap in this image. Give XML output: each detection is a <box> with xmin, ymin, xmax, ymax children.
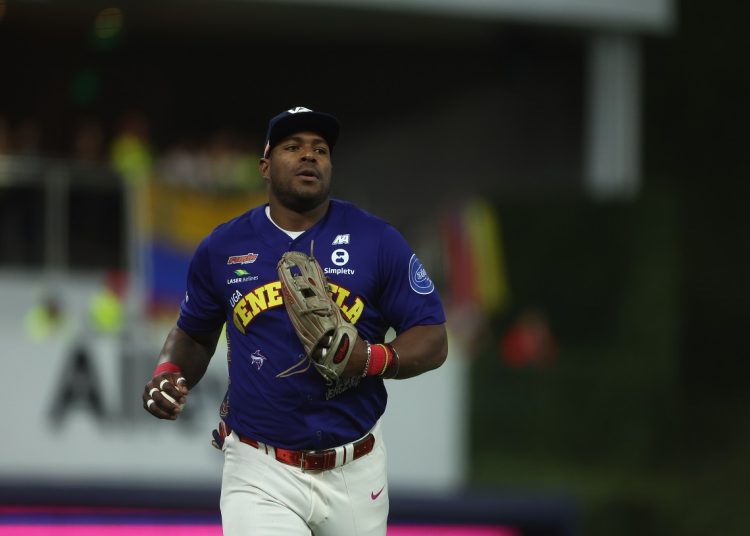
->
<box><xmin>263</xmin><ymin>106</ymin><xmax>340</xmax><ymax>158</ymax></box>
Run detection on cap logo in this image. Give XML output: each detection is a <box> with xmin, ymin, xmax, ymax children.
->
<box><xmin>288</xmin><ymin>106</ymin><xmax>312</xmax><ymax>114</ymax></box>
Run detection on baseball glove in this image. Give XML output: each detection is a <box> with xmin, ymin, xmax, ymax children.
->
<box><xmin>277</xmin><ymin>248</ymin><xmax>358</xmax><ymax>381</ymax></box>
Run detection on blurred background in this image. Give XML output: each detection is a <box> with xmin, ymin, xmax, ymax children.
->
<box><xmin>1</xmin><ymin>0</ymin><xmax>749</xmax><ymax>534</ymax></box>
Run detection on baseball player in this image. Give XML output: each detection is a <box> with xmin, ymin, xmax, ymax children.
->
<box><xmin>142</xmin><ymin>107</ymin><xmax>448</xmax><ymax>535</ymax></box>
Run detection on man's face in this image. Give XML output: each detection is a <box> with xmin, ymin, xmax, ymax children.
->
<box><xmin>260</xmin><ymin>131</ymin><xmax>333</xmax><ymax>213</ymax></box>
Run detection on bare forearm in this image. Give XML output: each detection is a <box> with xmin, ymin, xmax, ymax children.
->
<box><xmin>387</xmin><ymin>324</ymin><xmax>448</xmax><ymax>379</ymax></box>
<box><xmin>157</xmin><ymin>326</ymin><xmax>220</xmax><ymax>389</ymax></box>
<box><xmin>344</xmin><ymin>323</ymin><xmax>448</xmax><ymax>379</ymax></box>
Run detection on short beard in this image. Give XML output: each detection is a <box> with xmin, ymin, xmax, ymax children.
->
<box><xmin>270</xmin><ymin>180</ymin><xmax>331</xmax><ymax>213</ymax></box>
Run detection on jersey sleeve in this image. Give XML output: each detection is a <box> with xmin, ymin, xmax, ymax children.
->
<box><xmin>376</xmin><ymin>224</ymin><xmax>446</xmax><ymax>333</ymax></box>
<box><xmin>177</xmin><ymin>235</ymin><xmax>225</xmax><ymax>333</ymax></box>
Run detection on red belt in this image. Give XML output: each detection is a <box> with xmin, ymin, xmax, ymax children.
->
<box><xmin>237</xmin><ymin>433</ymin><xmax>375</xmax><ymax>472</ymax></box>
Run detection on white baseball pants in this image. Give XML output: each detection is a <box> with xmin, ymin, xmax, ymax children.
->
<box><xmin>220</xmin><ymin>420</ymin><xmax>389</xmax><ymax>535</ymax></box>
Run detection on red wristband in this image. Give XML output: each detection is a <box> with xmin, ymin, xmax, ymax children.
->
<box><xmin>152</xmin><ymin>362</ymin><xmax>182</xmax><ymax>378</ymax></box>
<box><xmin>366</xmin><ymin>344</ymin><xmax>392</xmax><ymax>377</ymax></box>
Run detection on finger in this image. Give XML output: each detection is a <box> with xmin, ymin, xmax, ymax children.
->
<box><xmin>311</xmin><ymin>346</ymin><xmax>327</xmax><ymax>362</ymax></box>
<box><xmin>176</xmin><ymin>376</ymin><xmax>189</xmax><ymax>395</ymax></box>
<box><xmin>160</xmin><ymin>377</ymin><xmax>188</xmax><ymax>402</ymax></box>
<box><xmin>146</xmin><ymin>379</ymin><xmax>183</xmax><ymax>417</ymax></box>
<box><xmin>144</xmin><ymin>381</ymin><xmax>159</xmax><ymax>397</ymax></box>
<box><xmin>161</xmin><ymin>389</ymin><xmax>187</xmax><ymax>410</ymax></box>
<box><xmin>144</xmin><ymin>393</ymin><xmax>178</xmax><ymax>420</ymax></box>
<box><xmin>142</xmin><ymin>384</ymin><xmax>161</xmax><ymax>409</ymax></box>
<box><xmin>153</xmin><ymin>389</ymin><xmax>184</xmax><ymax>414</ymax></box>
<box><xmin>158</xmin><ymin>374</ymin><xmax>189</xmax><ymax>396</ymax></box>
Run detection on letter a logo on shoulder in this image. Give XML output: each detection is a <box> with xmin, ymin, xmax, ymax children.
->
<box><xmin>288</xmin><ymin>107</ymin><xmax>312</xmax><ymax>114</ymax></box>
<box><xmin>332</xmin><ymin>234</ymin><xmax>350</xmax><ymax>245</ymax></box>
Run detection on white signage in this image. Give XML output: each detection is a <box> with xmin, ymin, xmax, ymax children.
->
<box><xmin>0</xmin><ymin>275</ymin><xmax>466</xmax><ymax>491</ymax></box>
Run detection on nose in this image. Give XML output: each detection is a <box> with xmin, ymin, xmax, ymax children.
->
<box><xmin>300</xmin><ymin>147</ymin><xmax>316</xmax><ymax>161</ymax></box>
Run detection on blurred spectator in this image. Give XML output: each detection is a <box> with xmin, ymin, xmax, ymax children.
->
<box><xmin>73</xmin><ymin>118</ymin><xmax>104</xmax><ymax>163</ymax></box>
<box><xmin>14</xmin><ymin>118</ymin><xmax>41</xmax><ymax>156</ymax></box>
<box><xmin>3</xmin><ymin>111</ymin><xmax>264</xmax><ymax>193</ymax></box>
<box><xmin>500</xmin><ymin>307</ymin><xmax>558</xmax><ymax>367</ymax></box>
<box><xmin>0</xmin><ymin>115</ymin><xmax>11</xmax><ymax>154</ymax></box>
<box><xmin>157</xmin><ymin>139</ymin><xmax>197</xmax><ymax>186</ymax></box>
<box><xmin>1</xmin><ymin>109</ymin><xmax>266</xmax><ymax>193</ymax></box>
<box><xmin>24</xmin><ymin>293</ymin><xmax>68</xmax><ymax>342</ymax></box>
<box><xmin>206</xmin><ymin>130</ymin><xmax>235</xmax><ymax>186</ymax></box>
<box><xmin>232</xmin><ymin>137</ymin><xmax>264</xmax><ymax>191</ymax></box>
<box><xmin>156</xmin><ymin>130</ymin><xmax>263</xmax><ymax>192</ymax></box>
<box><xmin>88</xmin><ymin>270</ymin><xmax>126</xmax><ymax>334</ymax></box>
<box><xmin>110</xmin><ymin>111</ymin><xmax>153</xmax><ymax>185</ymax></box>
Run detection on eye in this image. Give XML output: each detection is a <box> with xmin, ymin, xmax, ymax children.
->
<box><xmin>285</xmin><ymin>144</ymin><xmax>299</xmax><ymax>151</ymax></box>
<box><xmin>314</xmin><ymin>147</ymin><xmax>329</xmax><ymax>155</ymax></box>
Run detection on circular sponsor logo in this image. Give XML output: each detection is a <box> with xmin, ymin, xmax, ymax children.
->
<box><xmin>408</xmin><ymin>254</ymin><xmax>434</xmax><ymax>295</ymax></box>
<box><xmin>331</xmin><ymin>249</ymin><xmax>349</xmax><ymax>266</ymax></box>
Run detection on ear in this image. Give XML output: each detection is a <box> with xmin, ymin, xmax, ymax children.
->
<box><xmin>259</xmin><ymin>158</ymin><xmax>270</xmax><ymax>180</ymax></box>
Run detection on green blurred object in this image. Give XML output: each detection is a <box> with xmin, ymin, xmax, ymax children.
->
<box><xmin>89</xmin><ymin>288</ymin><xmax>123</xmax><ymax>334</ymax></box>
<box><xmin>91</xmin><ymin>7</ymin><xmax>123</xmax><ymax>50</ymax></box>
<box><xmin>70</xmin><ymin>70</ymin><xmax>100</xmax><ymax>106</ymax></box>
<box><xmin>24</xmin><ymin>295</ymin><xmax>69</xmax><ymax>341</ymax></box>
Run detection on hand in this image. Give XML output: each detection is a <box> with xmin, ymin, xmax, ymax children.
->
<box><xmin>211</xmin><ymin>419</ymin><xmax>231</xmax><ymax>450</ymax></box>
<box><xmin>310</xmin><ymin>333</ymin><xmax>333</xmax><ymax>363</ymax></box>
<box><xmin>143</xmin><ymin>373</ymin><xmax>188</xmax><ymax>420</ymax></box>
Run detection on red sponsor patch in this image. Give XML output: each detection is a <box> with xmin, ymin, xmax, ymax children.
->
<box><xmin>227</xmin><ymin>253</ymin><xmax>259</xmax><ymax>265</ymax></box>
<box><xmin>333</xmin><ymin>334</ymin><xmax>350</xmax><ymax>364</ymax></box>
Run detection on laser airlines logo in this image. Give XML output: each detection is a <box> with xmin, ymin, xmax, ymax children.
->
<box><xmin>227</xmin><ymin>268</ymin><xmax>259</xmax><ymax>285</ymax></box>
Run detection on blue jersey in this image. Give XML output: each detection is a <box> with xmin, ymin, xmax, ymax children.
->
<box><xmin>177</xmin><ymin>199</ymin><xmax>445</xmax><ymax>450</ymax></box>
